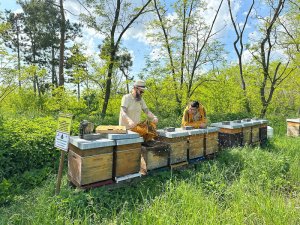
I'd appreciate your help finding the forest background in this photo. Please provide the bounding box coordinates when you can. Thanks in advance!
[0,0,300,216]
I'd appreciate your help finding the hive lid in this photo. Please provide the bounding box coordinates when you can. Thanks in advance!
[259,119,268,124]
[115,137,144,145]
[286,118,300,123]
[157,128,189,138]
[70,136,115,150]
[101,130,140,140]
[206,127,219,133]
[182,128,206,135]
[210,122,242,129]
[241,121,253,127]
[250,119,262,125]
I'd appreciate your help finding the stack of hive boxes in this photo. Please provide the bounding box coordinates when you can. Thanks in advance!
[257,119,268,145]
[102,132,143,181]
[185,128,206,160]
[211,119,268,148]
[286,118,300,137]
[156,127,220,164]
[211,121,243,148]
[68,131,143,187]
[68,137,115,187]
[205,127,219,155]
[140,141,170,174]
[241,119,253,146]
[157,129,189,166]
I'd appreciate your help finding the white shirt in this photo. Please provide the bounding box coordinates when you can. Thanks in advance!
[119,93,148,128]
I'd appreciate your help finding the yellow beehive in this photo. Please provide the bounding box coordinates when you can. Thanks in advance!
[287,119,300,137]
[205,131,219,155]
[188,134,205,159]
[158,136,187,165]
[115,143,142,177]
[68,143,114,186]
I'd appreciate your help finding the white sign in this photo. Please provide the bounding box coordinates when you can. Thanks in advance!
[54,131,70,151]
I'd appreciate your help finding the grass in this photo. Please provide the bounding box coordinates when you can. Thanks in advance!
[0,135,300,224]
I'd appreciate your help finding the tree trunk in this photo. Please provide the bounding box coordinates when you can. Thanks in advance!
[58,0,65,87]
[77,82,80,100]
[16,22,21,88]
[101,49,116,118]
[51,46,57,87]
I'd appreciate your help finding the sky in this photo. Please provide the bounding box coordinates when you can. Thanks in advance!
[0,0,264,78]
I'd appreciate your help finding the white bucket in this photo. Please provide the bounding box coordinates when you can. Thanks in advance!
[267,126,273,139]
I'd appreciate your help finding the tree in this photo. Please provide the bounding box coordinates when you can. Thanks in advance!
[149,0,225,114]
[2,11,24,87]
[81,0,152,118]
[117,51,133,94]
[227,0,254,114]
[249,0,296,117]
[65,44,88,100]
[16,0,82,91]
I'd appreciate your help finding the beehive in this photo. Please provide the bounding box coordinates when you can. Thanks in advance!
[157,129,189,165]
[287,119,300,137]
[205,127,219,155]
[259,119,268,145]
[241,119,253,146]
[185,129,206,160]
[211,121,242,148]
[250,119,261,145]
[140,141,170,174]
[102,131,143,178]
[68,137,115,186]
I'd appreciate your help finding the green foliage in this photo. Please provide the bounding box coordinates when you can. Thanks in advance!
[43,87,87,116]
[0,167,53,206]
[0,116,59,180]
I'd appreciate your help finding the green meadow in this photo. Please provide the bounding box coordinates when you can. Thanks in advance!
[1,131,299,225]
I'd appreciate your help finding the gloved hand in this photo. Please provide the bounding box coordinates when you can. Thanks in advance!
[152,116,158,124]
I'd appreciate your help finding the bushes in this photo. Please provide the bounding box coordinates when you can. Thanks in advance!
[0,116,61,205]
[0,116,59,180]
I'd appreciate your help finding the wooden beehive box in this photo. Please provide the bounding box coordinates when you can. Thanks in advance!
[114,138,143,177]
[259,119,268,144]
[242,126,252,146]
[211,121,242,148]
[68,137,115,187]
[205,127,219,155]
[287,119,300,137]
[140,141,170,174]
[250,120,261,145]
[157,129,189,165]
[241,120,253,146]
[186,129,206,160]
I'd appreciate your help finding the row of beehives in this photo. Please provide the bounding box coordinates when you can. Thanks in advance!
[67,119,269,188]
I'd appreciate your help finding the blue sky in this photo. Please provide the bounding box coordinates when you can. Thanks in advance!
[0,0,264,77]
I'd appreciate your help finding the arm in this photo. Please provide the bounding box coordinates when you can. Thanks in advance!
[184,120,206,128]
[143,108,158,123]
[120,106,135,128]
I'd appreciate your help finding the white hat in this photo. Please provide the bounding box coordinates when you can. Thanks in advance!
[134,80,146,90]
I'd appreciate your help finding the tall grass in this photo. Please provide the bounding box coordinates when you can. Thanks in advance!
[1,135,300,224]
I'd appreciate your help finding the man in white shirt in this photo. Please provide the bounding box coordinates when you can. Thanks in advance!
[119,80,158,129]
